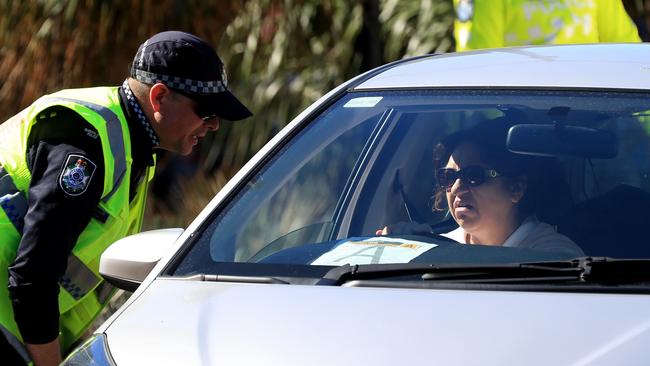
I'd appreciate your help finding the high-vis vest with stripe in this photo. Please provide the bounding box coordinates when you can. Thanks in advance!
[0,86,155,356]
[454,0,641,51]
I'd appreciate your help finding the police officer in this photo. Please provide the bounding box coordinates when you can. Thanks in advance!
[0,31,252,366]
[454,0,641,51]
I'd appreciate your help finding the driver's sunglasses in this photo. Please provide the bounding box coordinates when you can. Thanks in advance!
[436,165,502,190]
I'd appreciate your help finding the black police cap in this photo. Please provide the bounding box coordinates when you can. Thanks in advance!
[130,31,252,121]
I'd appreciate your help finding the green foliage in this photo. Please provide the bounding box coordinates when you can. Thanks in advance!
[198,0,454,182]
[380,0,453,60]
[0,0,455,227]
[199,0,366,175]
[0,0,240,120]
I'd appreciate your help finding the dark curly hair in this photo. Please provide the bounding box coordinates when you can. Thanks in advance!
[432,117,565,222]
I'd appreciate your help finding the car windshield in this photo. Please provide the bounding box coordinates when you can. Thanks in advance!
[172,89,650,278]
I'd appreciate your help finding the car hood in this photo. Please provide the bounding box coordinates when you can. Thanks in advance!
[105,279,650,365]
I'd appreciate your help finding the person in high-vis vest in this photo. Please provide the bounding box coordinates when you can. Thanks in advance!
[454,0,641,51]
[0,31,252,366]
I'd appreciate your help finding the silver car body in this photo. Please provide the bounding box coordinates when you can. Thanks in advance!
[89,44,650,365]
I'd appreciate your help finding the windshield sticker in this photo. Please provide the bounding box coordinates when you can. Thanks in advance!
[311,237,437,266]
[343,97,383,108]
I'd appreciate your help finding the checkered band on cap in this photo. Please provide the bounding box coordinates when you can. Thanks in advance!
[133,69,227,94]
[121,79,160,146]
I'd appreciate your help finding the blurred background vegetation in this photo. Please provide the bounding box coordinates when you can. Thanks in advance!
[0,0,648,230]
[0,0,456,229]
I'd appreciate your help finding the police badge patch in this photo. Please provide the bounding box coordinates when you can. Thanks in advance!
[59,154,97,196]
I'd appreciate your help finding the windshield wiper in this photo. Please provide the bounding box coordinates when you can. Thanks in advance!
[317,263,439,285]
[576,258,650,284]
[182,274,290,284]
[315,258,650,286]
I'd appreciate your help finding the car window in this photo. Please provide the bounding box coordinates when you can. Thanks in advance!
[173,90,650,276]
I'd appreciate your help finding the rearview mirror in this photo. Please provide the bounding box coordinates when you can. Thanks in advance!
[507,124,618,158]
[99,228,183,292]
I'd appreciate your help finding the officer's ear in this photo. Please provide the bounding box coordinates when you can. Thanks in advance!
[149,83,171,115]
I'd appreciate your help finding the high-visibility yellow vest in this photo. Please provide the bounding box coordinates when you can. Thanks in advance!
[454,0,641,51]
[0,87,155,358]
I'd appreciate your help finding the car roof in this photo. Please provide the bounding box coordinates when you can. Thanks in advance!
[354,43,650,91]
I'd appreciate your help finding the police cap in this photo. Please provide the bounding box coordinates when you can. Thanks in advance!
[130,31,252,121]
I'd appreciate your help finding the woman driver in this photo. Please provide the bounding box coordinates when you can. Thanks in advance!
[379,118,584,257]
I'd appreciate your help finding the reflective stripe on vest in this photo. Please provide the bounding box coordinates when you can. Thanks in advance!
[59,255,102,301]
[0,97,128,234]
[0,170,26,234]
[36,97,127,203]
[0,173,107,300]
[0,97,128,301]
[0,324,30,364]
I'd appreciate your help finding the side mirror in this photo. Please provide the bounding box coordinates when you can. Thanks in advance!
[99,228,183,291]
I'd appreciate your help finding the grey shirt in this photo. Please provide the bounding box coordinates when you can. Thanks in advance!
[443,216,585,257]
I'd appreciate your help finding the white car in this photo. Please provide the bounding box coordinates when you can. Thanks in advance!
[64,44,650,365]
